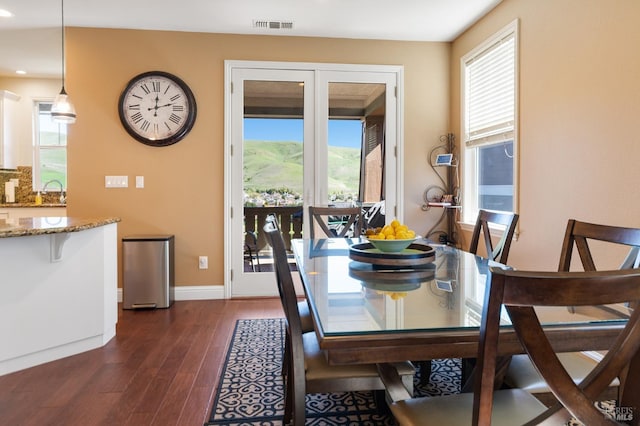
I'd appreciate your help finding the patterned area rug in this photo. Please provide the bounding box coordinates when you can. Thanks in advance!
[205,318,460,425]
[205,318,615,425]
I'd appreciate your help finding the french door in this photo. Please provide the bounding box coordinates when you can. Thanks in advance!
[224,61,403,298]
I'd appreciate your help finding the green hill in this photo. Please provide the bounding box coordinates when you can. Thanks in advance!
[243,140,360,196]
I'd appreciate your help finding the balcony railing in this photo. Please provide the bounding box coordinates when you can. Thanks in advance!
[244,206,303,252]
[244,203,381,255]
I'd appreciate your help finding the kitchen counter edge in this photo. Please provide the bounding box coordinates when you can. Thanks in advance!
[0,203,66,208]
[0,217,121,238]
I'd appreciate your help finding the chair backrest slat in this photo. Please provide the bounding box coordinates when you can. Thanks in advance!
[469,209,519,264]
[558,219,640,272]
[308,206,362,239]
[264,216,303,335]
[501,269,640,307]
[264,215,308,424]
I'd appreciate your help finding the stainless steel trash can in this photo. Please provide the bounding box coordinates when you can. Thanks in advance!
[122,235,175,309]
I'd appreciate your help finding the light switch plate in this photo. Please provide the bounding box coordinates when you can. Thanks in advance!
[135,176,144,188]
[105,176,128,188]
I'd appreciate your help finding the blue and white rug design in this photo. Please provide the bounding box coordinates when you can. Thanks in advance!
[206,318,616,425]
[206,318,460,425]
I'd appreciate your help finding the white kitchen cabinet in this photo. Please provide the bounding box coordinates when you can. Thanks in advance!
[0,220,118,375]
[0,90,20,168]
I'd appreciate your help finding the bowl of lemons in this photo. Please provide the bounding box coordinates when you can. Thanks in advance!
[364,219,418,253]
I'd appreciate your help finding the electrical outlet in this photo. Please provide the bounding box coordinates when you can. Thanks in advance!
[198,256,208,269]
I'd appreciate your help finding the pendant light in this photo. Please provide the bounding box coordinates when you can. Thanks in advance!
[51,0,76,123]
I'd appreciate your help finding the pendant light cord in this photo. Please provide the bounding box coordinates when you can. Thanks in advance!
[51,0,76,123]
[60,0,66,92]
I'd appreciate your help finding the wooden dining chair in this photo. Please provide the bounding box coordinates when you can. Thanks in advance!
[460,209,519,387]
[243,230,261,271]
[379,267,640,425]
[263,218,415,426]
[469,209,519,264]
[308,205,363,239]
[504,219,640,406]
[264,215,314,378]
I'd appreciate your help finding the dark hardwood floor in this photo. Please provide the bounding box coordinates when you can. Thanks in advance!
[0,298,285,426]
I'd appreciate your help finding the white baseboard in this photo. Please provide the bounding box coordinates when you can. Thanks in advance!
[117,285,225,303]
[174,285,226,300]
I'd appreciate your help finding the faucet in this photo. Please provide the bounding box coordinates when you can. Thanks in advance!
[42,179,66,204]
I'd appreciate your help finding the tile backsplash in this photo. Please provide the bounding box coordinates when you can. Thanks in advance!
[1,166,63,204]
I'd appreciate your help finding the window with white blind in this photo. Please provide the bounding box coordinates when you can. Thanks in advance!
[461,20,518,224]
[33,101,67,191]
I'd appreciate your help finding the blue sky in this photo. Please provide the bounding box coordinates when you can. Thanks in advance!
[244,118,362,149]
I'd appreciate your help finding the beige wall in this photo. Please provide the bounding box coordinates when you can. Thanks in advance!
[451,0,640,270]
[65,29,450,288]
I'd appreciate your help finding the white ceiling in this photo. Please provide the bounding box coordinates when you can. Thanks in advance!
[0,0,502,78]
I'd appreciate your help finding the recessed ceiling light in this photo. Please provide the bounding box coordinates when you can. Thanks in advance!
[0,9,13,18]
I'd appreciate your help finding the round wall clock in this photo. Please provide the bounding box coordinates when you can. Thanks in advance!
[118,71,197,147]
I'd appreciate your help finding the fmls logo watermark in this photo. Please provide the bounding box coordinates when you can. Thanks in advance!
[613,407,633,422]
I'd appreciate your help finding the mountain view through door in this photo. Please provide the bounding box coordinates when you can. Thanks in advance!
[243,118,363,208]
[242,81,386,274]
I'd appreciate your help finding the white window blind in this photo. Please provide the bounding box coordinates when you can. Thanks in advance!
[465,33,515,147]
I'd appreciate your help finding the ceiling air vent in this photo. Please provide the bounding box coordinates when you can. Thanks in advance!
[253,20,294,30]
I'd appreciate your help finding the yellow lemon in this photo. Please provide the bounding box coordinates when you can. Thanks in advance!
[372,220,418,240]
[389,292,408,300]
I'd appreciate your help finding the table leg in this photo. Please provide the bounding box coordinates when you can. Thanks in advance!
[460,356,512,393]
[417,360,432,385]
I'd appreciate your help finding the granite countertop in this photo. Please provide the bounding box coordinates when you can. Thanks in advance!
[0,203,67,208]
[0,217,121,238]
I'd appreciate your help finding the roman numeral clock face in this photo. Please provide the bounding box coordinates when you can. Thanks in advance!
[118,71,197,146]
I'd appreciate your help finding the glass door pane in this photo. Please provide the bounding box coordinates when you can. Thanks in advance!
[326,82,386,231]
[243,81,305,274]
[326,119,362,205]
[229,68,313,298]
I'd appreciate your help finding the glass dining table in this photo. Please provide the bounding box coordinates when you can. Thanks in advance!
[291,237,639,422]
